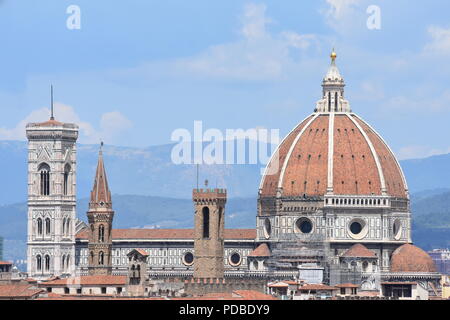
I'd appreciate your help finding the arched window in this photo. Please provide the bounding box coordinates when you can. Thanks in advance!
[335,92,338,111]
[66,255,70,272]
[202,207,209,239]
[328,92,331,112]
[66,218,70,236]
[99,225,105,242]
[45,218,51,235]
[37,218,43,236]
[39,163,50,196]
[218,207,223,237]
[44,255,50,272]
[61,255,66,272]
[36,255,42,271]
[63,164,71,195]
[99,251,104,265]
[62,218,66,235]
[90,251,94,264]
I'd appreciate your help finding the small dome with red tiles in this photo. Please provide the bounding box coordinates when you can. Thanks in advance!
[390,244,436,273]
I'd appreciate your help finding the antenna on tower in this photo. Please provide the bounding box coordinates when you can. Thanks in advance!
[50,85,54,120]
[196,164,199,189]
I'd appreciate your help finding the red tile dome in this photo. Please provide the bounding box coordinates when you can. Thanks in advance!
[390,244,436,273]
[259,52,408,199]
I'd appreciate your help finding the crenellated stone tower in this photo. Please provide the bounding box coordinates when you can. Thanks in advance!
[26,105,79,279]
[193,186,226,279]
[87,143,114,275]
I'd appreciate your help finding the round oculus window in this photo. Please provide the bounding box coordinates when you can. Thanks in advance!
[229,252,241,266]
[295,217,313,234]
[182,252,194,266]
[350,222,362,234]
[348,218,368,240]
[263,218,271,239]
[393,219,402,240]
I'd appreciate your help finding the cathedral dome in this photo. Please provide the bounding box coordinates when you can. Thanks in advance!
[260,52,408,199]
[390,244,436,273]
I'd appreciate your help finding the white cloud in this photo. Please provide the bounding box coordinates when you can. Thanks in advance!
[321,0,366,33]
[424,26,450,55]
[173,3,320,81]
[325,0,361,20]
[240,3,271,40]
[0,103,132,144]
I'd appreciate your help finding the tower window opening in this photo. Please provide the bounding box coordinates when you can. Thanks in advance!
[63,164,71,195]
[36,255,42,271]
[37,218,43,236]
[39,163,50,196]
[44,255,50,272]
[335,92,338,111]
[99,224,105,243]
[99,251,104,265]
[45,218,51,235]
[328,92,331,112]
[202,207,210,238]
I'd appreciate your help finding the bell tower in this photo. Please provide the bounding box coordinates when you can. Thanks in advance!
[87,143,114,275]
[26,90,79,279]
[193,183,226,279]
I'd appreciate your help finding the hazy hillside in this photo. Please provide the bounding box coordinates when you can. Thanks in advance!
[3,139,450,262]
[3,139,450,206]
[0,140,264,205]
[401,153,450,193]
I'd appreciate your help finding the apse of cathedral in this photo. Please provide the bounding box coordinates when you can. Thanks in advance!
[24,51,440,296]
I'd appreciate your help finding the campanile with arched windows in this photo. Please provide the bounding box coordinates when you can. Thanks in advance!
[193,186,226,279]
[26,110,79,279]
[87,144,114,275]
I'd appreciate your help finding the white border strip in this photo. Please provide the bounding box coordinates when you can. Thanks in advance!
[353,114,409,197]
[277,113,320,189]
[347,113,387,195]
[327,113,335,193]
[259,113,315,190]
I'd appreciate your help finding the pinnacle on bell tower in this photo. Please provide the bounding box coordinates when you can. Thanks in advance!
[315,49,351,113]
[87,142,114,275]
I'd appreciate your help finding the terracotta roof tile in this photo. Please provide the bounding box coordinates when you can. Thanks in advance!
[248,243,271,257]
[40,275,126,286]
[390,244,436,273]
[260,113,408,198]
[298,284,337,291]
[233,290,278,300]
[0,284,44,298]
[76,228,256,240]
[341,244,376,258]
[335,283,359,288]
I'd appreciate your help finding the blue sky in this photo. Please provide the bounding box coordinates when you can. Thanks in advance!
[1,0,450,159]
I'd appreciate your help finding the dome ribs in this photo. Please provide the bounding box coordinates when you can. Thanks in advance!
[282,115,329,196]
[333,115,381,195]
[353,115,407,198]
[260,115,313,196]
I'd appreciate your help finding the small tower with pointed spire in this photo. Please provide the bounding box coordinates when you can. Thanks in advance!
[87,142,114,275]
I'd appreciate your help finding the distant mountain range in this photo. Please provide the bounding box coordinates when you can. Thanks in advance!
[2,140,450,206]
[2,139,450,262]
